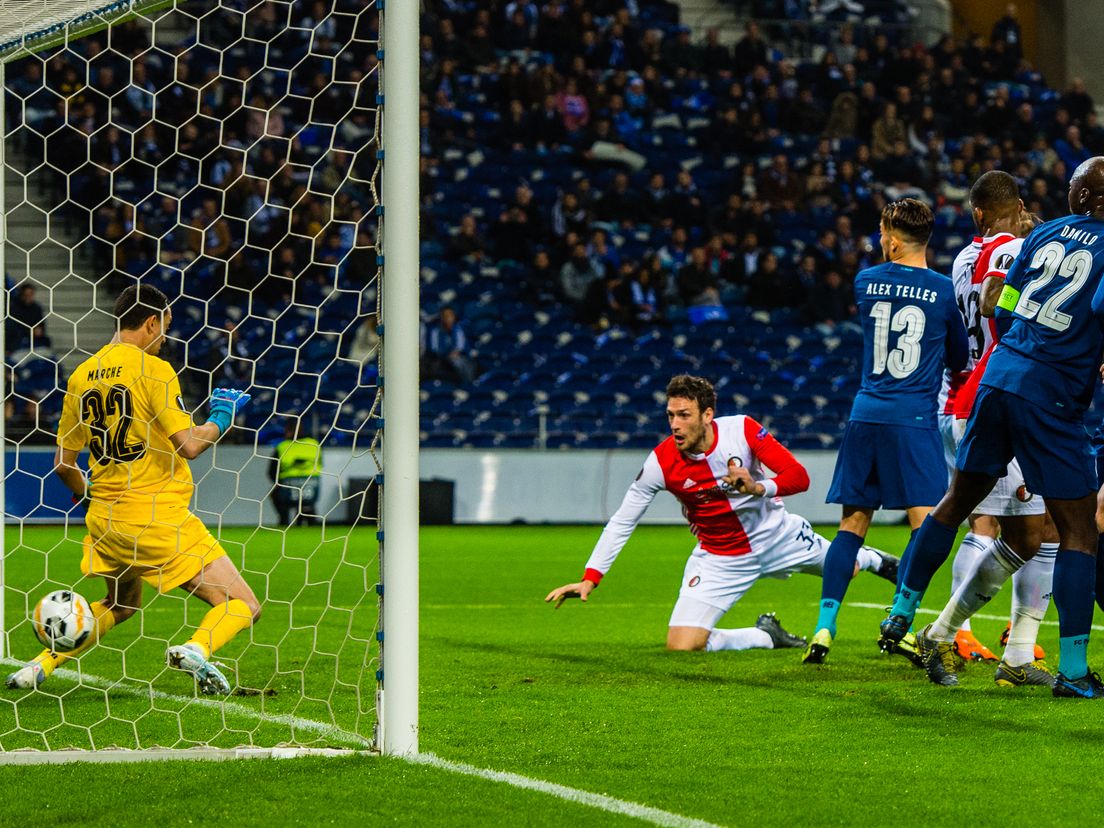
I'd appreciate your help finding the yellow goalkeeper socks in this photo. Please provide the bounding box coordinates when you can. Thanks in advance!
[186,599,253,659]
[34,600,118,678]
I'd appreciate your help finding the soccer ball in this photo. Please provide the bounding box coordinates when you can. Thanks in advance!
[32,590,93,652]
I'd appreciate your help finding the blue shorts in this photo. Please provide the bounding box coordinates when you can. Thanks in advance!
[826,421,947,510]
[956,385,1096,500]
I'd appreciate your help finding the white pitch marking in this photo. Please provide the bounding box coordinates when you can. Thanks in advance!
[0,658,371,748]
[409,752,724,828]
[846,602,1104,632]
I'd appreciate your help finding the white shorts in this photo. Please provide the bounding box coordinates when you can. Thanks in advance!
[938,412,958,473]
[669,513,827,629]
[951,418,1045,517]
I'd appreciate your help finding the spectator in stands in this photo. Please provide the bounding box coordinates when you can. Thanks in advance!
[556,78,590,143]
[627,264,663,330]
[757,154,805,207]
[551,191,590,238]
[1061,77,1095,127]
[658,227,691,271]
[424,305,476,385]
[580,266,630,331]
[560,242,604,305]
[871,102,906,160]
[450,213,488,261]
[733,20,769,76]
[525,248,559,303]
[596,171,644,226]
[670,169,706,228]
[805,268,856,331]
[702,28,732,77]
[662,26,704,77]
[7,283,49,353]
[677,247,723,311]
[1054,125,1091,173]
[990,3,1022,64]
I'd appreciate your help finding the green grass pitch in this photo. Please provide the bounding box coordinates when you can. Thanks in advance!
[0,522,1102,825]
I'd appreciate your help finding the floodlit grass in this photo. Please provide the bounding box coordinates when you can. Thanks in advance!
[0,523,1102,825]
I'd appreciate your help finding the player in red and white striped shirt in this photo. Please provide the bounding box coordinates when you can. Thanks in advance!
[545,375,898,652]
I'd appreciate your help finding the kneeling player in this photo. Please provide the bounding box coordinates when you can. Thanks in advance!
[545,375,898,652]
[6,286,259,695]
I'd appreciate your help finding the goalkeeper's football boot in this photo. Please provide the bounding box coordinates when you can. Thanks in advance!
[868,549,900,584]
[1052,670,1104,699]
[881,630,924,668]
[5,661,47,690]
[953,629,998,662]
[878,612,910,651]
[1000,621,1046,660]
[756,613,807,649]
[167,643,231,695]
[917,624,959,687]
[801,628,832,664]
[994,659,1055,688]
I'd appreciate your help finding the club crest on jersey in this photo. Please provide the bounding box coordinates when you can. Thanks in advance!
[688,575,700,587]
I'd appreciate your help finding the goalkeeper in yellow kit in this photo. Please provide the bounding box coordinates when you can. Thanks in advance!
[6,285,259,695]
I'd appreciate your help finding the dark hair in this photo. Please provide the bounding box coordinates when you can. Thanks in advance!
[665,374,716,414]
[970,170,1020,214]
[114,285,169,331]
[881,198,934,246]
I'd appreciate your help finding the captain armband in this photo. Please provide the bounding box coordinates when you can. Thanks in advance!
[995,284,1021,313]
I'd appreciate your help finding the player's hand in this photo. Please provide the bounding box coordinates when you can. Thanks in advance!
[71,482,91,509]
[207,387,252,434]
[721,459,766,496]
[545,580,595,609]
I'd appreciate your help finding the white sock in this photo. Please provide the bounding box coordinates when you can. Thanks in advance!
[950,532,995,633]
[706,627,773,651]
[930,539,1023,641]
[1005,542,1056,666]
[855,545,883,573]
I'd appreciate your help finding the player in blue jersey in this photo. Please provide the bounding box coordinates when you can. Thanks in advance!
[882,157,1104,698]
[802,199,968,663]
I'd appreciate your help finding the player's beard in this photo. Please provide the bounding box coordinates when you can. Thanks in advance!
[676,420,707,454]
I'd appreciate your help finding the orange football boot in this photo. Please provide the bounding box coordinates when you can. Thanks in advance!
[953,629,998,662]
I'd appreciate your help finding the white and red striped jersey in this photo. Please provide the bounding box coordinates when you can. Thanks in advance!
[953,235,1025,419]
[939,232,1016,415]
[581,416,810,584]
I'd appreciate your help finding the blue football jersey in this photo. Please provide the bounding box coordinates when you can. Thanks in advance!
[849,262,968,427]
[987,214,1104,417]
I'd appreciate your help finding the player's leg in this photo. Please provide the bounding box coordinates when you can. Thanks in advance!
[1044,493,1101,694]
[177,555,262,658]
[668,548,800,652]
[6,574,143,690]
[806,505,873,662]
[884,389,1015,637]
[1002,511,1058,672]
[920,513,1045,685]
[943,415,998,647]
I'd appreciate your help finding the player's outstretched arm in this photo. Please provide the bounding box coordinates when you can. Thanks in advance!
[170,387,252,459]
[545,580,596,609]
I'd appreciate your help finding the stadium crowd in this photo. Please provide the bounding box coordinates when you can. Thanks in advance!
[3,0,1101,449]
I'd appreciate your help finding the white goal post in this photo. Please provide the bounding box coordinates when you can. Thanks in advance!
[0,0,419,760]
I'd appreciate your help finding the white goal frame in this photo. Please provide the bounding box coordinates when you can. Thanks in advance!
[0,0,419,760]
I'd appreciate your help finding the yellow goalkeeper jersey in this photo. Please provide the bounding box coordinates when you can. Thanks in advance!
[56,342,196,522]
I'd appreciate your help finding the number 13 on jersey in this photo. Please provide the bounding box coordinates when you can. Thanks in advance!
[870,301,926,378]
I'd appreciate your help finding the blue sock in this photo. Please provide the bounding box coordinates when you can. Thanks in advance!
[1054,549,1096,680]
[889,517,958,620]
[893,528,919,602]
[815,531,864,637]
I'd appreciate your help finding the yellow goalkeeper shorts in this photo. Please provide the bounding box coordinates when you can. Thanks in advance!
[81,508,228,593]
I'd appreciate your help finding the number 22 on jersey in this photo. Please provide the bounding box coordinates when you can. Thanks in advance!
[1005,240,1093,332]
[870,301,926,378]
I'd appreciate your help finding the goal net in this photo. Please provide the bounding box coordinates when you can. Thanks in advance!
[0,0,419,759]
